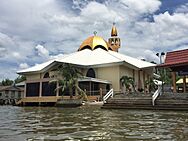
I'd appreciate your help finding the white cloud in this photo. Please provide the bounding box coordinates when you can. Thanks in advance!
[176,3,188,13]
[0,0,188,80]
[19,63,29,69]
[119,0,161,14]
[50,54,64,59]
[12,52,22,60]
[81,2,123,22]
[35,44,49,58]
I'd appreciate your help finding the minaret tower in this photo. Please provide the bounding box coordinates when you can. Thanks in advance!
[108,23,121,52]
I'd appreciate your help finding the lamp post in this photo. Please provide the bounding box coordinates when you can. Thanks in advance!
[156,52,165,94]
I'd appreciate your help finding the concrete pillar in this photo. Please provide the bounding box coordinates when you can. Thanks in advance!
[56,81,59,97]
[143,71,146,94]
[89,82,91,96]
[172,72,177,93]
[132,69,135,79]
[24,82,27,98]
[100,88,103,99]
[183,76,186,93]
[138,70,141,90]
[39,81,42,97]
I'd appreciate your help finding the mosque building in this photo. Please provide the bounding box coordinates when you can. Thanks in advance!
[17,24,155,104]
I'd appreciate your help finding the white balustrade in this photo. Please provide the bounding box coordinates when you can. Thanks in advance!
[152,79,162,106]
[103,89,113,103]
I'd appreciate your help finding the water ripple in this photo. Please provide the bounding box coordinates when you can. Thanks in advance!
[0,106,187,141]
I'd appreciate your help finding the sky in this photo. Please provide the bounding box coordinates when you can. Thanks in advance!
[0,0,188,80]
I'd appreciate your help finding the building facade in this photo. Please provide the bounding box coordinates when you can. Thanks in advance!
[0,85,24,105]
[17,25,155,104]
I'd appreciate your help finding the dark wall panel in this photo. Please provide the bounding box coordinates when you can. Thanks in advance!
[26,82,40,97]
[42,82,56,96]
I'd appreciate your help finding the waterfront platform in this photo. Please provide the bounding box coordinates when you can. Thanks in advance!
[102,93,188,110]
[16,95,101,106]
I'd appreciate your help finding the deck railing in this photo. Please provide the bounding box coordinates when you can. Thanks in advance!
[103,89,113,103]
[152,80,162,106]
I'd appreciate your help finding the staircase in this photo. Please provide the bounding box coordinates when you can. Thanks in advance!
[102,94,153,109]
[102,93,188,110]
[154,93,188,110]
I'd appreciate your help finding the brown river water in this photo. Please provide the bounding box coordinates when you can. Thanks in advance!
[0,106,187,141]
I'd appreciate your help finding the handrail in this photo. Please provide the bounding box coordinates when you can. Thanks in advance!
[152,86,162,106]
[103,88,113,103]
[152,79,162,106]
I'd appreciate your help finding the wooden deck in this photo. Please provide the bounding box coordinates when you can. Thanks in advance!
[16,95,101,106]
[16,96,62,105]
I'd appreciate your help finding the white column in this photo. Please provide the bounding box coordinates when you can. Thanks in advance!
[39,81,42,97]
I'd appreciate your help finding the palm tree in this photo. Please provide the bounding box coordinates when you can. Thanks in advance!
[145,78,156,93]
[52,63,87,100]
[120,76,135,93]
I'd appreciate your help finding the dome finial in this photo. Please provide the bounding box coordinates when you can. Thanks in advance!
[93,31,97,36]
[111,23,117,36]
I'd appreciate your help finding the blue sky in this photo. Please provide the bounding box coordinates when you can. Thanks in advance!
[0,0,188,80]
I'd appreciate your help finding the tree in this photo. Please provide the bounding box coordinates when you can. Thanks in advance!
[14,75,26,84]
[1,79,14,86]
[52,63,87,100]
[120,76,135,93]
[145,78,156,93]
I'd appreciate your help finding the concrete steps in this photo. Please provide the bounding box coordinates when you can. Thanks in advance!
[102,93,188,110]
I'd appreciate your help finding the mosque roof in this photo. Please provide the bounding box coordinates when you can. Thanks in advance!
[17,48,156,74]
[78,35,109,51]
[18,25,155,74]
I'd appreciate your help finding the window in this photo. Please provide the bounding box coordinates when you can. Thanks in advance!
[86,68,96,78]
[11,90,15,98]
[43,72,50,78]
[0,93,2,97]
[18,91,21,98]
[5,90,9,97]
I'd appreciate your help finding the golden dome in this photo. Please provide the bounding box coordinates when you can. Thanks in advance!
[111,25,117,36]
[78,35,109,51]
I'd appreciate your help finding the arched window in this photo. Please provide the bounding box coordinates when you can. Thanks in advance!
[86,68,95,78]
[43,72,49,78]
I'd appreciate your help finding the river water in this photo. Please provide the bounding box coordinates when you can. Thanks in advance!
[0,106,187,141]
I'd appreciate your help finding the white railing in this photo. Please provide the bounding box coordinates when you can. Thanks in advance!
[152,79,162,106]
[103,88,113,103]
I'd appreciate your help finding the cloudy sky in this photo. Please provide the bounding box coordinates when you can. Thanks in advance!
[0,0,188,80]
